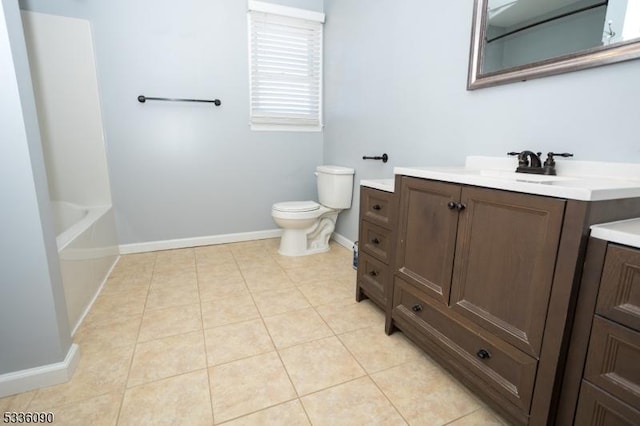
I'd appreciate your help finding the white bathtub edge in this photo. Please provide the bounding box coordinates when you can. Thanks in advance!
[119,229,285,254]
[0,343,80,398]
[70,255,120,337]
[56,204,111,251]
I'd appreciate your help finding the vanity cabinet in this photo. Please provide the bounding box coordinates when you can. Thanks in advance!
[356,186,396,311]
[388,175,640,426]
[559,241,640,425]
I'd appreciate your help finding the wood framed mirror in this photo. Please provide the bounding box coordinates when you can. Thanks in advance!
[468,0,640,90]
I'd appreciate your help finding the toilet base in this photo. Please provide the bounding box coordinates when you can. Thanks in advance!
[276,212,338,257]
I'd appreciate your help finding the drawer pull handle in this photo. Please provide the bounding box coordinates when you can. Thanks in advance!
[447,201,457,210]
[372,238,380,245]
[372,204,382,211]
[369,270,378,277]
[411,304,423,312]
[476,349,491,360]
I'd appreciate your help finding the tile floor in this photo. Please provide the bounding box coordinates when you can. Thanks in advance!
[0,239,509,425]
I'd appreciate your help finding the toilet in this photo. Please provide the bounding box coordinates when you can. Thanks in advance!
[272,165,355,256]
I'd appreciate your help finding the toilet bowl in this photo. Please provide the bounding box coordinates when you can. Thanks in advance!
[272,166,355,257]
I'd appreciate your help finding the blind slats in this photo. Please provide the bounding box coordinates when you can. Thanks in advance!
[249,10,322,130]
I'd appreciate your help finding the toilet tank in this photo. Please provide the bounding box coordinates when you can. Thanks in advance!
[316,165,355,209]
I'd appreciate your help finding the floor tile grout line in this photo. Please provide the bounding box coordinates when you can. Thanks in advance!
[115,250,158,425]
[212,396,303,425]
[195,248,221,425]
[119,367,211,393]
[270,247,361,426]
[333,326,416,424]
[236,256,301,398]
[233,247,318,425]
[441,407,485,425]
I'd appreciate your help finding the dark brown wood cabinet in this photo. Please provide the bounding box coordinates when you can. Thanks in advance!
[356,186,396,312]
[560,241,640,425]
[388,175,640,425]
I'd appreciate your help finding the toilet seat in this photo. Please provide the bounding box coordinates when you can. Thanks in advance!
[272,201,320,213]
[272,201,332,221]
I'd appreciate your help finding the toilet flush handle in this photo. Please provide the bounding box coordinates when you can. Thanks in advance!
[314,172,319,176]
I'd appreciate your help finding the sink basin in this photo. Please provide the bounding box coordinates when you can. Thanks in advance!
[478,169,578,183]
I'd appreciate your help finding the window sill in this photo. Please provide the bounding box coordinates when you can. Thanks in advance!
[250,124,323,132]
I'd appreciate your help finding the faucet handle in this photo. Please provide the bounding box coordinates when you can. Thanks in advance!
[543,152,574,175]
[507,152,527,167]
[544,152,574,166]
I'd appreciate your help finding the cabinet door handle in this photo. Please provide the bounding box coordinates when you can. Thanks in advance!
[456,202,466,211]
[369,270,378,277]
[372,238,380,245]
[411,304,423,312]
[476,349,491,360]
[447,201,457,210]
[372,204,382,211]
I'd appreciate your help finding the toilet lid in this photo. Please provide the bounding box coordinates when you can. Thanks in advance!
[273,201,320,213]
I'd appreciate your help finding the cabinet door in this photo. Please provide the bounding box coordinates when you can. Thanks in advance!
[395,177,461,305]
[575,381,640,426]
[584,317,640,410]
[597,244,640,331]
[450,186,565,357]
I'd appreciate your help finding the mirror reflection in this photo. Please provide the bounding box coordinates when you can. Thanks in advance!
[479,0,640,75]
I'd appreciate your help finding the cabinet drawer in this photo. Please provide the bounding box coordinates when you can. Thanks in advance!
[356,252,388,306]
[392,277,537,413]
[584,316,640,410]
[361,187,394,229]
[596,244,640,332]
[575,381,640,426]
[360,221,392,264]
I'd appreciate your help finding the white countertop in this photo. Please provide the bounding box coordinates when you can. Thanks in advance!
[591,219,640,249]
[360,178,394,193]
[393,156,640,201]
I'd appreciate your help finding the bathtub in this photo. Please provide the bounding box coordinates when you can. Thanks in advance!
[51,201,119,334]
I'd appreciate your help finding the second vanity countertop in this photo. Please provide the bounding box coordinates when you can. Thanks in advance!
[393,156,640,201]
[591,218,640,249]
[360,178,394,193]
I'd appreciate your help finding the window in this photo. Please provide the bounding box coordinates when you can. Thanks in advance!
[248,1,325,131]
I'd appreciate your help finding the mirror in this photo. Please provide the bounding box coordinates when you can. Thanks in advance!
[468,0,640,89]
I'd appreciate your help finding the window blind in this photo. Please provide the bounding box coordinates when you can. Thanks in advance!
[248,10,323,130]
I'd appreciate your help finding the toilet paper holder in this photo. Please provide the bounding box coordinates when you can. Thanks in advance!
[362,153,388,163]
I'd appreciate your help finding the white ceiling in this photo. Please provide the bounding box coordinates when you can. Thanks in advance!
[488,0,590,28]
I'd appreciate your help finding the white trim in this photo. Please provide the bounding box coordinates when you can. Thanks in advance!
[250,123,323,132]
[331,232,355,250]
[248,0,325,23]
[70,255,120,336]
[0,344,80,398]
[119,229,284,254]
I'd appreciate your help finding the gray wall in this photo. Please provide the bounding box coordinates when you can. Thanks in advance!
[19,0,324,246]
[323,0,640,242]
[0,0,71,375]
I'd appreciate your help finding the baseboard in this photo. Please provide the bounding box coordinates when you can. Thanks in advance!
[119,229,284,254]
[0,343,80,398]
[331,232,354,250]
